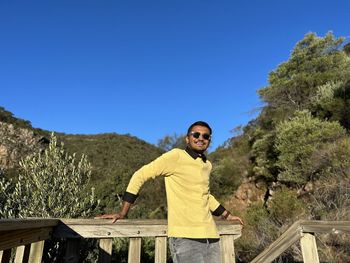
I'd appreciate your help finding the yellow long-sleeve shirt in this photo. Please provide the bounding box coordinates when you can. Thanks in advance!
[123,148,225,238]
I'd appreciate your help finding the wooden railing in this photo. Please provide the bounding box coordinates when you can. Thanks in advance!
[251,220,350,263]
[0,219,242,263]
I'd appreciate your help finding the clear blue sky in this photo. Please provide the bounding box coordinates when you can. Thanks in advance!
[1,1,349,151]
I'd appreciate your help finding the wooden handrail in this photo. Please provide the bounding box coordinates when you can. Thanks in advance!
[0,219,242,263]
[2,219,349,263]
[251,220,350,263]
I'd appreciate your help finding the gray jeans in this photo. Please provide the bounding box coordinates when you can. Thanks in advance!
[169,237,221,263]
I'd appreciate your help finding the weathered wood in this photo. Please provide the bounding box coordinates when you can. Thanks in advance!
[0,227,53,251]
[250,221,302,263]
[54,219,241,239]
[0,249,11,263]
[300,233,320,263]
[14,244,31,263]
[128,237,141,263]
[0,219,59,231]
[300,220,350,234]
[220,235,235,263]
[28,241,45,263]
[98,239,113,263]
[64,239,80,263]
[155,237,167,263]
[55,223,168,238]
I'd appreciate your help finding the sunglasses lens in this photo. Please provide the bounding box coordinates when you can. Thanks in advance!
[203,134,211,140]
[192,132,200,138]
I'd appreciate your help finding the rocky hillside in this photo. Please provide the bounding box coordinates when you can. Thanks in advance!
[0,107,165,216]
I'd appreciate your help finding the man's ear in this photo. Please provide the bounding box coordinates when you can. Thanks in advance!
[185,136,189,144]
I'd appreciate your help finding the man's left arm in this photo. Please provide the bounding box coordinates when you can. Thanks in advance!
[209,194,244,225]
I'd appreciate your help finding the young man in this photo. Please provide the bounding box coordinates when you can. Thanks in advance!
[96,121,243,263]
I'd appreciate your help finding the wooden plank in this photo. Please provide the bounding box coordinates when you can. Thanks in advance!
[220,235,235,263]
[0,219,59,231]
[54,219,242,239]
[155,237,167,263]
[14,245,31,263]
[64,239,80,263]
[300,233,320,263]
[0,249,11,263]
[300,220,350,234]
[54,224,168,238]
[250,221,302,263]
[217,225,242,240]
[0,227,52,251]
[98,239,113,263]
[128,237,141,263]
[28,241,45,263]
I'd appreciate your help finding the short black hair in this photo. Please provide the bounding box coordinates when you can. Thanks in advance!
[187,121,212,135]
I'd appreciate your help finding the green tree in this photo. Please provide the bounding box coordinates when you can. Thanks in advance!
[275,110,346,184]
[258,32,350,128]
[0,133,97,218]
[157,133,186,151]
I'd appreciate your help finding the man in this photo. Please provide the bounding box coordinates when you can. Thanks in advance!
[96,121,243,263]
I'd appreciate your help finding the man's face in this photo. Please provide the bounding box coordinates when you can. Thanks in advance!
[186,125,211,153]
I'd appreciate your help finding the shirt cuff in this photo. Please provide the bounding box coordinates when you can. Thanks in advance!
[212,204,226,216]
[122,191,138,203]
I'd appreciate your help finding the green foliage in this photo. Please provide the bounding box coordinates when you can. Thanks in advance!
[258,32,350,127]
[251,130,278,181]
[275,110,346,184]
[268,188,306,224]
[209,133,251,199]
[157,133,186,151]
[0,133,97,218]
[311,79,350,130]
[57,133,164,215]
[0,106,32,129]
[236,202,279,261]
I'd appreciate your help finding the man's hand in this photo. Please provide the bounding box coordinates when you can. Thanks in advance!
[95,213,126,223]
[95,201,131,223]
[226,214,244,226]
[221,210,244,225]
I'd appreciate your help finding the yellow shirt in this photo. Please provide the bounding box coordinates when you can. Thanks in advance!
[125,148,222,238]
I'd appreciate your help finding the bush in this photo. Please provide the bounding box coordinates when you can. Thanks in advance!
[275,110,345,184]
[0,133,97,218]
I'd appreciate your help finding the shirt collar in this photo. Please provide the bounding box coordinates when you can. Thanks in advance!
[185,146,207,163]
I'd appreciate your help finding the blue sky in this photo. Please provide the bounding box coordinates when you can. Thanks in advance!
[1,1,349,151]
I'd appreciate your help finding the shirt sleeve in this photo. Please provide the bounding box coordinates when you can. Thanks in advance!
[209,194,226,216]
[123,149,180,203]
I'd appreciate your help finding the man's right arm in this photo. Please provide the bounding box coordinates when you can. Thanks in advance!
[95,201,132,223]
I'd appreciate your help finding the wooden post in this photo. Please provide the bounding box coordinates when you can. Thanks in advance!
[300,233,320,263]
[98,239,113,263]
[28,241,45,263]
[128,237,141,263]
[64,239,81,263]
[220,235,235,263]
[0,249,12,263]
[155,237,167,263]
[15,245,31,263]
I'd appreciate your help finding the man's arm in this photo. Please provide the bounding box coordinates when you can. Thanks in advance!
[221,209,244,225]
[209,194,244,225]
[95,150,180,223]
[95,201,132,223]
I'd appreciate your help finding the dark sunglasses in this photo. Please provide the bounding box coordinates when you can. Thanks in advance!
[190,132,211,140]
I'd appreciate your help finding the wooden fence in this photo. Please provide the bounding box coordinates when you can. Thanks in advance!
[0,219,242,263]
[250,220,350,263]
[2,219,348,262]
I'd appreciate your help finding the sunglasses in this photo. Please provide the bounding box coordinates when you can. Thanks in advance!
[190,132,211,140]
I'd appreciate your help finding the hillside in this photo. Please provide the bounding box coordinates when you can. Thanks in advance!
[0,107,165,217]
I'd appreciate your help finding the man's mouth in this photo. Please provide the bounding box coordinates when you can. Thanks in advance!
[195,141,205,146]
